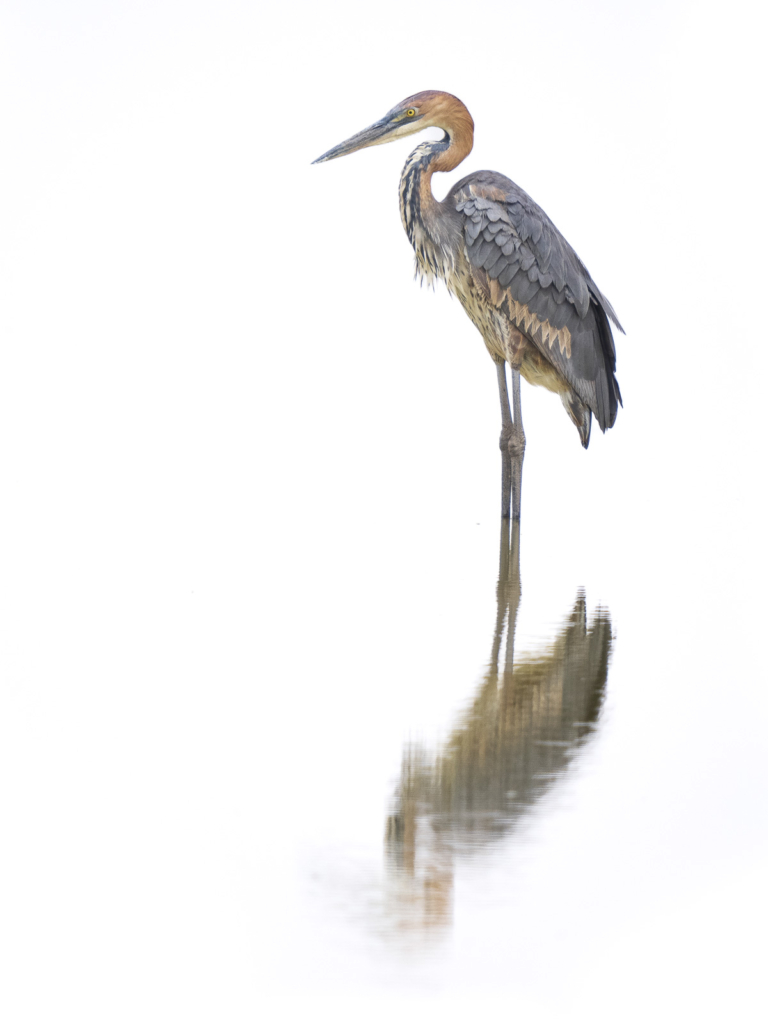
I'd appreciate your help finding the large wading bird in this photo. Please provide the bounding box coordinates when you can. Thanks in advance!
[313,91,623,519]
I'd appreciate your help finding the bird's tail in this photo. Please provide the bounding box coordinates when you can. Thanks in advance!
[593,303,622,431]
[561,391,592,448]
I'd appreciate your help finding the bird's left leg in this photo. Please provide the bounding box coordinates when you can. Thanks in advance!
[509,369,526,457]
[509,369,525,521]
[497,360,526,519]
[496,359,513,519]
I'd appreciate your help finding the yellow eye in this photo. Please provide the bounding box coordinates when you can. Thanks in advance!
[406,109,415,117]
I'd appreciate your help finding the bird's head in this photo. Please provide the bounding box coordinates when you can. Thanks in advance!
[312,90,473,164]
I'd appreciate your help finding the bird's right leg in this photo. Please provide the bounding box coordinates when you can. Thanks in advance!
[509,369,526,457]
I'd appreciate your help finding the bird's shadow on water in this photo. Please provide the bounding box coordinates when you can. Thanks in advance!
[379,516,613,939]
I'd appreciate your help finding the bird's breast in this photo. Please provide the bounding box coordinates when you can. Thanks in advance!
[410,225,453,288]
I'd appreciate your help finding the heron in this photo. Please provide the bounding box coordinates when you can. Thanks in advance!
[313,91,623,519]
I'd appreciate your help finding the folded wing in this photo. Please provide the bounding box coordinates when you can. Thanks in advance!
[454,171,623,432]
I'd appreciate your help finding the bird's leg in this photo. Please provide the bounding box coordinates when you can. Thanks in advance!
[509,369,525,521]
[496,360,513,519]
[510,369,526,455]
[497,362,526,519]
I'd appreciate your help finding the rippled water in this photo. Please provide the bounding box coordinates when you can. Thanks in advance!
[271,497,766,1015]
[382,523,610,933]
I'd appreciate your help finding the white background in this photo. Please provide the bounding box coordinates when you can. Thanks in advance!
[1,1,766,1021]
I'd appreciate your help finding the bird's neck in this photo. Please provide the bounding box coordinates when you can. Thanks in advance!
[399,141,441,248]
[398,126,472,248]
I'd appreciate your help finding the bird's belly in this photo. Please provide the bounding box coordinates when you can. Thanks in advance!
[453,270,568,396]
[518,347,569,395]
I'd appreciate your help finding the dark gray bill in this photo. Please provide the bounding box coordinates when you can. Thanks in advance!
[312,118,393,164]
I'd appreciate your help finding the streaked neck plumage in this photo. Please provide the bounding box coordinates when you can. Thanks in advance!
[398,116,474,286]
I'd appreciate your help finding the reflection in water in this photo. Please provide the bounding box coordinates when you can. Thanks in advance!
[384,519,612,933]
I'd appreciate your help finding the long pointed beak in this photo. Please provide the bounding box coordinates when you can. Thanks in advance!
[312,118,395,164]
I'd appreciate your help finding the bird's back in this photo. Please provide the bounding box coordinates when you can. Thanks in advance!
[448,171,622,436]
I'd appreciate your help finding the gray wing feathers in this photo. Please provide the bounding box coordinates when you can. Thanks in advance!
[455,171,622,432]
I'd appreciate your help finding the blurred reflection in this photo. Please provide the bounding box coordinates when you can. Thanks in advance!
[384,518,612,933]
